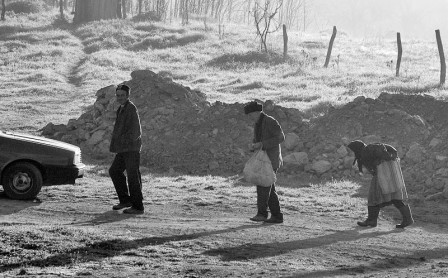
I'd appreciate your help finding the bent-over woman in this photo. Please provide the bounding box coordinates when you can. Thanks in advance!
[348,140,414,228]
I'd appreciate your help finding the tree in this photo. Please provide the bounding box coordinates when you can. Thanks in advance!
[59,0,64,18]
[1,0,5,21]
[252,0,283,52]
[73,0,120,24]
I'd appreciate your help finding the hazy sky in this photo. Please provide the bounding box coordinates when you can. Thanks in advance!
[308,0,448,40]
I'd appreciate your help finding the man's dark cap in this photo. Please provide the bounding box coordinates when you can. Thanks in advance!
[116,84,130,94]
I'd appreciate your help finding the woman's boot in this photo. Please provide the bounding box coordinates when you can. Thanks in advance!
[396,204,414,228]
[357,206,380,227]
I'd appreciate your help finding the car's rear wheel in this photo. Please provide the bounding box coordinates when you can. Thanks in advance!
[2,162,43,200]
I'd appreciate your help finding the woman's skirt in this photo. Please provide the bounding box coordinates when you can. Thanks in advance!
[367,160,408,206]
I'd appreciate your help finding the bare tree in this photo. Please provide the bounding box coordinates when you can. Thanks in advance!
[138,0,143,15]
[122,0,127,19]
[1,0,5,21]
[280,0,303,30]
[252,0,283,52]
[73,0,119,24]
[59,0,64,18]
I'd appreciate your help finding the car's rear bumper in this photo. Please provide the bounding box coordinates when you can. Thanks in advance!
[45,163,85,185]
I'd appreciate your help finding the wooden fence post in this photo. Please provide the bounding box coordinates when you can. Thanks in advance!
[396,32,402,77]
[436,29,446,86]
[324,26,337,68]
[283,24,288,58]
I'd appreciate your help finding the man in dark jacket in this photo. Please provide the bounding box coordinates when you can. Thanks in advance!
[244,101,285,223]
[109,84,144,214]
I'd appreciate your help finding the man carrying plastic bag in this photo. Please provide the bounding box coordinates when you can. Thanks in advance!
[243,101,285,223]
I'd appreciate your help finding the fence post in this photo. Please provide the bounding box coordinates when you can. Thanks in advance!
[283,24,288,58]
[324,26,337,68]
[436,29,446,86]
[396,32,402,77]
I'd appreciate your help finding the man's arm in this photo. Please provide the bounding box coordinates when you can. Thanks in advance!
[262,117,285,150]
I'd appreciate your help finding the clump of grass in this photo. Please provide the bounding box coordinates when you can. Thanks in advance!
[6,0,46,14]
[207,51,288,69]
[129,33,206,51]
[134,22,186,34]
[381,83,440,94]
[299,41,326,49]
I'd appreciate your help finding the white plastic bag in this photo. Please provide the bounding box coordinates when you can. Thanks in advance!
[243,150,276,187]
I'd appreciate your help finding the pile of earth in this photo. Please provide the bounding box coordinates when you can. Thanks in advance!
[42,70,448,201]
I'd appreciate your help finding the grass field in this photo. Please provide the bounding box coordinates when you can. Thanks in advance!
[1,11,447,133]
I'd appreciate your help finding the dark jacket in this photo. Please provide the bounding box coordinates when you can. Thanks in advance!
[109,100,142,153]
[358,143,397,175]
[254,112,285,170]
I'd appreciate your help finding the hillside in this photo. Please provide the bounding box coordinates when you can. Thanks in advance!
[1,9,448,278]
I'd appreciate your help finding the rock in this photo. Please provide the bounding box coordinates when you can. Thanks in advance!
[353,96,366,103]
[209,160,219,170]
[336,145,348,157]
[283,152,309,166]
[436,168,448,177]
[284,133,300,150]
[343,156,354,169]
[429,138,442,148]
[311,160,332,174]
[87,129,107,146]
[425,192,445,201]
[436,155,448,161]
[405,143,426,163]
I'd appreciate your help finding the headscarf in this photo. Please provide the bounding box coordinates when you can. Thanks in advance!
[244,101,263,114]
[347,140,367,172]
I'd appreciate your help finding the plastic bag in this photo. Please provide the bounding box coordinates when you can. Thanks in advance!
[243,150,276,187]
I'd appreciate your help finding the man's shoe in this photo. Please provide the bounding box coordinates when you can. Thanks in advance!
[123,207,144,214]
[250,214,268,222]
[112,202,132,210]
[264,216,283,224]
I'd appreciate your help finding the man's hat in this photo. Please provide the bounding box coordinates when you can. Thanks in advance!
[116,84,130,94]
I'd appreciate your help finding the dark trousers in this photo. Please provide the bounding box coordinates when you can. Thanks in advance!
[256,184,282,218]
[109,151,143,210]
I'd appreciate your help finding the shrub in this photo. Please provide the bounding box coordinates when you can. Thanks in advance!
[132,11,162,22]
[6,0,46,14]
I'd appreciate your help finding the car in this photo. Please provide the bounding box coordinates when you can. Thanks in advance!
[0,130,85,200]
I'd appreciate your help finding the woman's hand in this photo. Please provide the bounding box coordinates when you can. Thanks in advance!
[249,142,263,152]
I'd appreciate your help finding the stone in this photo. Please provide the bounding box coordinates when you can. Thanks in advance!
[87,129,107,146]
[209,160,219,170]
[436,168,448,177]
[429,138,442,148]
[311,160,332,174]
[283,152,309,166]
[425,192,445,201]
[436,155,448,161]
[284,133,300,150]
[405,143,426,163]
[336,145,348,157]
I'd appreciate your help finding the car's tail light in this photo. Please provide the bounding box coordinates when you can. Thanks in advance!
[74,149,82,164]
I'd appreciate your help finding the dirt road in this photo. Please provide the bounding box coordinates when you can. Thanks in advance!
[1,169,448,278]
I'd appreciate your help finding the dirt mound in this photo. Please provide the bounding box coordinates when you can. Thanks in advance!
[300,93,448,200]
[42,70,448,201]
